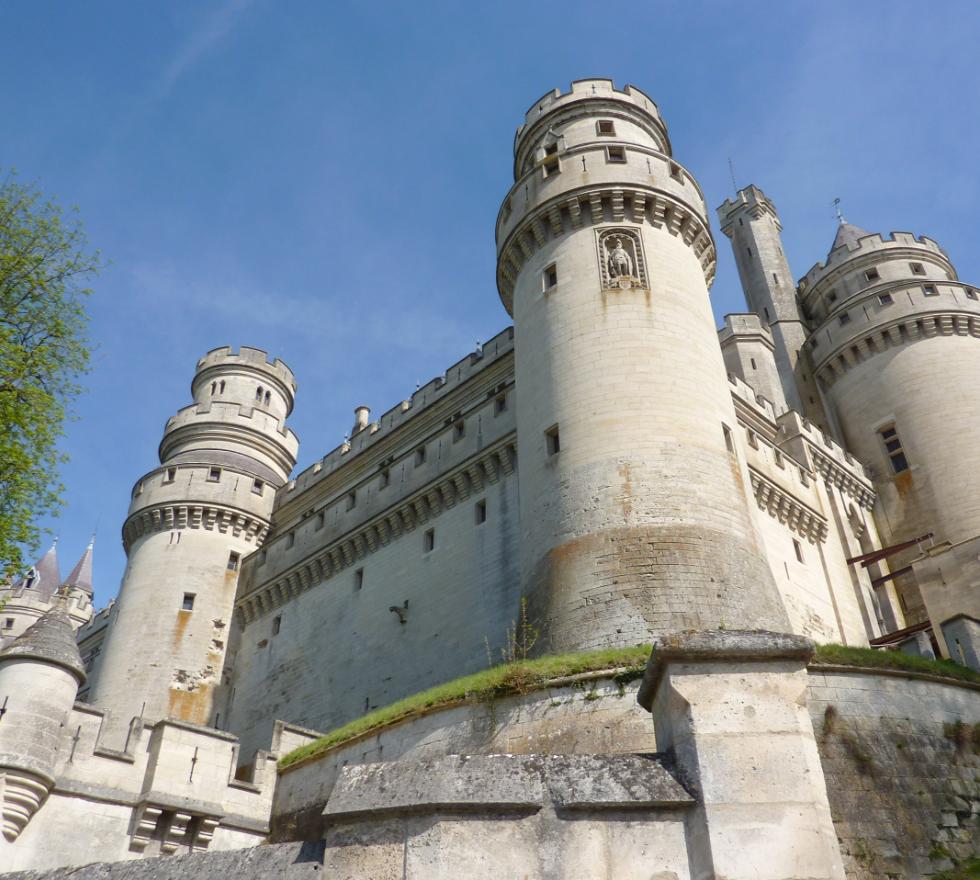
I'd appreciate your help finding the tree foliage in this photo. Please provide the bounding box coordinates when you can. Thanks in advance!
[0,172,98,579]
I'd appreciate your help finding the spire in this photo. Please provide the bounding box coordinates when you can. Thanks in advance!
[0,606,86,684]
[830,220,872,256]
[13,542,61,600]
[63,537,94,596]
[829,197,871,255]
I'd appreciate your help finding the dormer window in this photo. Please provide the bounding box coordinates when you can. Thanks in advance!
[596,120,616,136]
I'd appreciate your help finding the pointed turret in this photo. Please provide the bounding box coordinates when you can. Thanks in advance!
[62,539,94,597]
[829,220,872,255]
[0,607,84,841]
[0,606,86,684]
[12,543,61,601]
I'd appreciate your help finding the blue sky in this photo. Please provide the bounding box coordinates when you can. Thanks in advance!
[4,2,979,607]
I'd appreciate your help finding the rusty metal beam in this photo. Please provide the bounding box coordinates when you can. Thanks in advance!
[846,533,933,568]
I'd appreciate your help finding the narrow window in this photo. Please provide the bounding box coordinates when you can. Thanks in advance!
[839,313,851,326]
[354,568,364,590]
[4,618,13,629]
[211,381,216,394]
[227,551,240,572]
[596,119,615,136]
[827,290,837,304]
[772,272,779,286]
[264,391,271,406]
[135,482,143,496]
[774,450,784,468]
[286,532,295,549]
[545,424,560,457]
[453,419,465,442]
[879,425,909,474]
[208,467,221,482]
[475,500,487,525]
[346,491,356,511]
[864,267,880,282]
[256,386,264,402]
[878,293,894,305]
[542,142,560,178]
[219,380,225,393]
[273,615,281,636]
[967,288,979,301]
[164,467,177,483]
[182,593,195,611]
[315,511,325,529]
[415,446,426,466]
[723,424,735,454]
[763,306,771,322]
[909,262,925,276]
[543,263,558,291]
[605,145,626,163]
[423,528,435,552]
[793,539,804,563]
[747,246,753,259]
[379,468,390,489]
[494,393,507,415]
[669,161,682,180]
[259,549,267,565]
[923,284,938,296]
[252,478,264,495]
[750,358,757,370]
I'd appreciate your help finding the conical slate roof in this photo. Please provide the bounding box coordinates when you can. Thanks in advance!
[830,221,872,255]
[0,607,86,684]
[13,543,61,601]
[63,540,94,596]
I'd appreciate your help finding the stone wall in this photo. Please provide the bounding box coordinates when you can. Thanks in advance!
[808,666,980,878]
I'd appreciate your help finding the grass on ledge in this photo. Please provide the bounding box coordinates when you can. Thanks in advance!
[814,643,980,684]
[278,644,652,770]
[278,640,979,770]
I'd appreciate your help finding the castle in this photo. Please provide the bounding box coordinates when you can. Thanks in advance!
[1,79,977,879]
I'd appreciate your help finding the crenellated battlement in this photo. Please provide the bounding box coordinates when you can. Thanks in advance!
[717,184,781,233]
[284,326,514,499]
[799,231,951,292]
[195,346,296,392]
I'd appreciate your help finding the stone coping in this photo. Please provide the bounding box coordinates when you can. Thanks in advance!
[637,630,815,710]
[810,662,980,692]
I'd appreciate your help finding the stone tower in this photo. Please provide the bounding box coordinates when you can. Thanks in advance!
[88,347,298,733]
[717,185,826,426]
[0,608,85,841]
[495,79,789,652]
[799,223,980,631]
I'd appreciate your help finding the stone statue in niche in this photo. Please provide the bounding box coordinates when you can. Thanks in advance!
[607,237,634,279]
[597,228,647,290]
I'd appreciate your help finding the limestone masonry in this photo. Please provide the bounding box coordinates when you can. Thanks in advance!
[1,79,978,879]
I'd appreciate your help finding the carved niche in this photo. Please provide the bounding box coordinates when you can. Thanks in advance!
[596,227,648,291]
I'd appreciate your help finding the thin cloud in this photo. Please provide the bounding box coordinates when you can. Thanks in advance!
[155,0,256,98]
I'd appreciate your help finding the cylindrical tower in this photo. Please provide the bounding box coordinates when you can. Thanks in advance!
[88,347,298,732]
[0,608,85,841]
[801,225,980,624]
[496,80,789,651]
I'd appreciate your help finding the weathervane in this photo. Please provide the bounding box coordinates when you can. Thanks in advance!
[833,197,846,225]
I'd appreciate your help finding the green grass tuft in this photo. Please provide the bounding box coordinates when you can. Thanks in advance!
[814,643,980,684]
[277,641,978,771]
[933,857,980,879]
[278,644,651,770]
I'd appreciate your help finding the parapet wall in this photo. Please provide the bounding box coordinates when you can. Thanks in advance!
[0,706,311,872]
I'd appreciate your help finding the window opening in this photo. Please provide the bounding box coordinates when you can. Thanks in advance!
[596,120,615,136]
[354,568,363,590]
[207,467,221,482]
[545,424,561,457]
[923,284,938,296]
[346,491,356,511]
[879,425,909,474]
[606,145,626,163]
[494,393,507,415]
[864,268,880,282]
[543,263,558,291]
[182,593,196,611]
[475,500,487,524]
[423,529,435,553]
[252,478,264,495]
[910,262,926,276]
[793,539,804,563]
[227,552,240,572]
[415,446,426,466]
